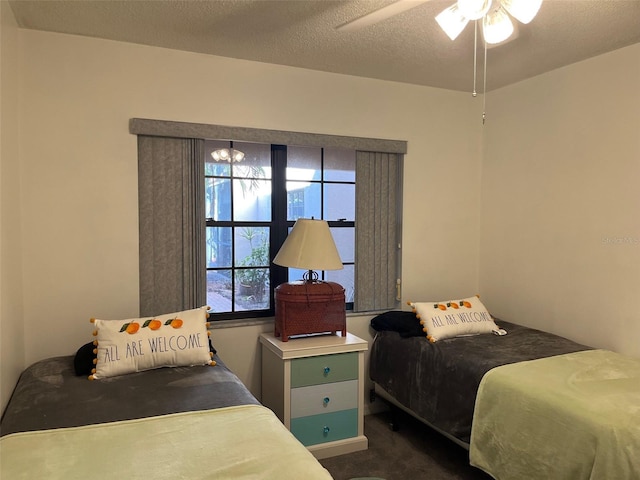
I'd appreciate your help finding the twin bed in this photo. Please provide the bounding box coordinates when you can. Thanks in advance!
[370,309,640,479]
[1,348,332,479]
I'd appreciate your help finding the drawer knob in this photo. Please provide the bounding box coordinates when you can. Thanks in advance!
[323,366,331,376]
[323,426,330,435]
[323,397,330,406]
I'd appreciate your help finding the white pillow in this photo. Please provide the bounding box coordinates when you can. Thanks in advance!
[89,306,213,379]
[409,295,499,342]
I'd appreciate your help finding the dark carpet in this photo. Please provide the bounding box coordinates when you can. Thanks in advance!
[319,409,492,480]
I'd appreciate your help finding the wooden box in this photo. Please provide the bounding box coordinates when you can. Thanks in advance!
[274,281,346,342]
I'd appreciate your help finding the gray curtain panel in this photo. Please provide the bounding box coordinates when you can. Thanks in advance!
[138,136,206,317]
[354,151,402,312]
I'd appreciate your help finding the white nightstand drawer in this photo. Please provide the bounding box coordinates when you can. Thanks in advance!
[291,352,358,388]
[291,380,358,418]
[291,409,358,447]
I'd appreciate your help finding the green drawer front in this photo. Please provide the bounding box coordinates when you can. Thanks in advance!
[291,352,358,388]
[290,409,358,446]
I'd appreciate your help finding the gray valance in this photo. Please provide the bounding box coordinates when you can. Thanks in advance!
[130,118,407,154]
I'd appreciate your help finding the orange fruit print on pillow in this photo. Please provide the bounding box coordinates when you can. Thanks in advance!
[142,319,162,330]
[119,322,140,334]
[165,318,183,329]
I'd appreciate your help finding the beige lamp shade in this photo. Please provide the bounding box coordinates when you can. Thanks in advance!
[273,218,344,271]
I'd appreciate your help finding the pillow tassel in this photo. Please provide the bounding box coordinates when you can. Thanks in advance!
[407,300,419,316]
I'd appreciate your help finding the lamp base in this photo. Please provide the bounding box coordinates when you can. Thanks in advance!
[274,281,346,342]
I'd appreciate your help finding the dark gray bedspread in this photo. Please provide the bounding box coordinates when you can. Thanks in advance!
[0,355,259,437]
[369,320,591,444]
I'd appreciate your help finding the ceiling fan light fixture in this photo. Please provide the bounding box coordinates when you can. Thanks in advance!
[500,0,542,24]
[436,4,470,41]
[457,0,493,21]
[483,6,514,44]
[211,148,245,163]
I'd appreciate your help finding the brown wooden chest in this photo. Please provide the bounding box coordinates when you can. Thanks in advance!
[274,281,346,342]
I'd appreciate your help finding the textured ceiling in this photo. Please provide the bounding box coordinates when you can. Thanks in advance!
[8,0,640,92]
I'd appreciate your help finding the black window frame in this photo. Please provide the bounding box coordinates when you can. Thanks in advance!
[206,144,355,321]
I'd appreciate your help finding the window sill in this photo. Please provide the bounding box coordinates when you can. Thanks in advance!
[209,317,275,329]
[208,310,385,330]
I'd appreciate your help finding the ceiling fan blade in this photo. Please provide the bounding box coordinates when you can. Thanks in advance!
[336,0,432,32]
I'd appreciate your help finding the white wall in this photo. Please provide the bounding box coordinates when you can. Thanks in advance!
[480,44,640,358]
[12,29,481,400]
[1,0,25,413]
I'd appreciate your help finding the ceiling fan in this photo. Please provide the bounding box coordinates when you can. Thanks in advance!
[337,0,543,46]
[337,0,544,123]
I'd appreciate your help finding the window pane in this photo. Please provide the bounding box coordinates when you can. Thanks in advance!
[235,269,270,310]
[205,140,232,177]
[234,226,270,311]
[205,178,231,221]
[287,146,321,181]
[206,227,232,268]
[330,227,354,263]
[233,179,271,222]
[326,265,355,303]
[207,269,232,313]
[287,189,305,221]
[234,227,269,267]
[232,143,272,179]
[324,183,355,221]
[286,181,320,220]
[324,147,355,182]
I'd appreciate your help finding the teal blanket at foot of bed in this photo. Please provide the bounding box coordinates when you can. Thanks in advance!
[470,349,640,480]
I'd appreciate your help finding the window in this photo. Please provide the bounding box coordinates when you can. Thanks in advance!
[204,141,356,320]
[132,118,405,319]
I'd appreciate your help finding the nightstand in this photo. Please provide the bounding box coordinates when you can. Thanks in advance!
[260,332,368,459]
